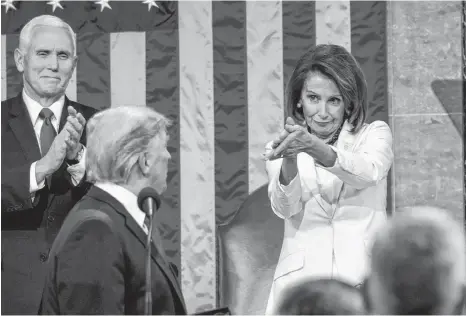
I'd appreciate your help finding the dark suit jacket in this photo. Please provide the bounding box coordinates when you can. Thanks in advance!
[1,93,97,315]
[40,185,188,315]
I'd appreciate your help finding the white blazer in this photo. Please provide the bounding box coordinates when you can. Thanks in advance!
[264,120,394,314]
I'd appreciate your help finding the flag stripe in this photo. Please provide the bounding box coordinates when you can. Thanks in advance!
[315,1,351,52]
[246,0,284,194]
[110,32,146,107]
[213,1,249,225]
[350,1,388,123]
[350,1,391,214]
[281,1,316,116]
[145,8,181,272]
[76,32,110,110]
[178,1,216,312]
[6,34,20,99]
[2,35,7,101]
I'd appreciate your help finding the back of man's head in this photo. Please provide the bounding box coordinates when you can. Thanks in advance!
[274,277,366,315]
[85,106,171,185]
[367,206,466,315]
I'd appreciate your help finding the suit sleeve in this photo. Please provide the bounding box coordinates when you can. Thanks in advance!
[55,219,125,314]
[2,162,37,212]
[265,141,303,219]
[320,120,394,189]
[58,104,97,195]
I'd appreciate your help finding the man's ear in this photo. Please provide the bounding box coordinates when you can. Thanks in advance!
[137,152,150,177]
[71,55,78,73]
[14,48,25,73]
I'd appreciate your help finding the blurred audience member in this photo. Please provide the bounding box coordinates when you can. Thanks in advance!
[364,206,466,315]
[274,277,366,315]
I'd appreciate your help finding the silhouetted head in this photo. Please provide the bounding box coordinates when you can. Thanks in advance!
[366,206,466,315]
[274,277,366,315]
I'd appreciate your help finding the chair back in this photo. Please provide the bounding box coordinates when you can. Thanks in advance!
[216,184,284,314]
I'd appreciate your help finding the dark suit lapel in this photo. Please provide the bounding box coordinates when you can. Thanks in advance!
[87,186,186,308]
[128,215,186,309]
[58,97,70,133]
[8,93,41,162]
[149,235,186,311]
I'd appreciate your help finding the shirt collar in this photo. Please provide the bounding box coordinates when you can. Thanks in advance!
[94,182,146,231]
[22,89,65,126]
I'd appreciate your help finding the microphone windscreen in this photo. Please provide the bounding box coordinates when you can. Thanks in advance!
[137,187,162,211]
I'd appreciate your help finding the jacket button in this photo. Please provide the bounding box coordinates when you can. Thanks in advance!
[40,252,48,262]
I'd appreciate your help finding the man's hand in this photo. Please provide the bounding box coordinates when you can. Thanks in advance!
[35,126,70,182]
[65,106,86,160]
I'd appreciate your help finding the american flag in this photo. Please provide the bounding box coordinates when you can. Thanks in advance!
[3,0,412,312]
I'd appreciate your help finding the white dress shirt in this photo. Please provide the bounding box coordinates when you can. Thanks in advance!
[23,90,86,201]
[94,182,148,234]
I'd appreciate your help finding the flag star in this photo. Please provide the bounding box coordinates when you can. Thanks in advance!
[95,0,111,12]
[142,0,158,12]
[47,0,63,12]
[1,0,16,13]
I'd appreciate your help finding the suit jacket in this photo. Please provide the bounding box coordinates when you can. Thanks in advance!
[39,185,188,315]
[264,120,394,314]
[1,93,97,315]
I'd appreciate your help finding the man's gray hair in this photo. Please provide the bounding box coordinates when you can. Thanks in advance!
[19,15,77,56]
[85,106,171,185]
[370,206,465,314]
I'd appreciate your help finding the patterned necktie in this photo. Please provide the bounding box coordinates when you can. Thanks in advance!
[39,108,56,156]
[143,214,151,234]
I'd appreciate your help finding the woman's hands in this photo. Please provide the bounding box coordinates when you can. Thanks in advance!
[264,117,315,161]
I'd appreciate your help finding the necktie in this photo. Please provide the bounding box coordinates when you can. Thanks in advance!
[39,108,56,156]
[143,215,151,234]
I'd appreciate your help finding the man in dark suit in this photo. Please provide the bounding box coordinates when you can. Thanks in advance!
[40,106,187,314]
[1,15,97,314]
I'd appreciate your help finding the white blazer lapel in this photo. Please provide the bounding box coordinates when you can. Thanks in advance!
[324,121,361,213]
[316,121,360,217]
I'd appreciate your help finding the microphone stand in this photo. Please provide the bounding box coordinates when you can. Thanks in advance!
[144,212,153,315]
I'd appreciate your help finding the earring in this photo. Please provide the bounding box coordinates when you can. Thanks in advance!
[297,102,302,108]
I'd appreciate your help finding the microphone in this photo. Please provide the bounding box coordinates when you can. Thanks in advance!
[138,187,161,217]
[137,187,162,316]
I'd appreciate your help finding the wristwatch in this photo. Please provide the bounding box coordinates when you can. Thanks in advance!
[66,145,84,165]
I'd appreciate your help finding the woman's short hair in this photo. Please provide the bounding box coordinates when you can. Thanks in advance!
[285,44,367,133]
[19,15,77,56]
[85,106,172,185]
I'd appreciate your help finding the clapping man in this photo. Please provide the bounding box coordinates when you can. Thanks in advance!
[1,15,97,314]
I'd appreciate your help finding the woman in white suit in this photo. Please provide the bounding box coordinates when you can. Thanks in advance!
[263,44,393,314]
